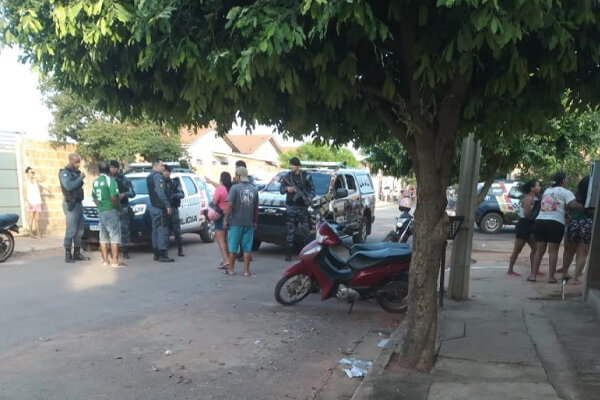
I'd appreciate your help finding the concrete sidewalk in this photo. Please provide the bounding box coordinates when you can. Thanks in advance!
[12,232,64,256]
[351,267,600,400]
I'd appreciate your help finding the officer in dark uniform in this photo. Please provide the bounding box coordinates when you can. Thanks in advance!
[109,160,135,259]
[59,153,89,263]
[163,165,185,257]
[147,159,174,262]
[280,157,316,261]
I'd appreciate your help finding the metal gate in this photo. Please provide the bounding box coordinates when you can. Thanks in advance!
[0,132,23,223]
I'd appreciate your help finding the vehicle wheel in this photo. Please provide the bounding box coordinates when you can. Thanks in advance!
[200,221,216,243]
[0,230,15,263]
[352,216,369,244]
[383,231,399,243]
[275,273,313,306]
[251,239,261,251]
[480,212,503,234]
[375,276,408,313]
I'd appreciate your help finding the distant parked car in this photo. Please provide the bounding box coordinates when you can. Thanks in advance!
[82,167,215,249]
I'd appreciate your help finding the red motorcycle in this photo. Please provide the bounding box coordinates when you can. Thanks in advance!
[274,220,411,313]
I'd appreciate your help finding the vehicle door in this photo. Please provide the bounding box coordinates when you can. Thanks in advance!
[179,175,202,232]
[343,173,361,226]
[193,176,211,226]
[355,172,376,220]
[329,174,349,225]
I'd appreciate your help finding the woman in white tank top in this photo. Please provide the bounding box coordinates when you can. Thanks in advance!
[24,167,44,238]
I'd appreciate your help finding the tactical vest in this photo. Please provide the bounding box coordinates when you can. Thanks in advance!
[59,166,84,203]
[147,172,165,209]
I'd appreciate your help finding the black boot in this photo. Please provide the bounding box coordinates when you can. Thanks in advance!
[285,247,292,262]
[153,248,159,261]
[177,241,184,257]
[122,247,130,260]
[73,247,89,261]
[65,248,75,263]
[158,250,174,263]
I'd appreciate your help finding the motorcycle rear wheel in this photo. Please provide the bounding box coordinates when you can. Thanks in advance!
[275,273,313,306]
[0,230,15,263]
[375,277,408,313]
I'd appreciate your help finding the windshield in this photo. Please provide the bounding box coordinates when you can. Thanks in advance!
[130,177,149,195]
[263,172,331,196]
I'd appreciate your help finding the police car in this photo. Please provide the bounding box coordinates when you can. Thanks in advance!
[82,165,215,248]
[474,180,522,234]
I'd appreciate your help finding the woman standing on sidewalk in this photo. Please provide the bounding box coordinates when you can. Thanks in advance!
[528,171,582,283]
[559,176,593,284]
[507,179,541,277]
[24,167,45,239]
[209,172,232,269]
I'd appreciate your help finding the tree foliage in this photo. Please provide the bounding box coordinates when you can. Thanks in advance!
[4,0,600,371]
[279,143,358,167]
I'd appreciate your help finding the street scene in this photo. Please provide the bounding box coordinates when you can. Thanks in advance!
[2,2,600,400]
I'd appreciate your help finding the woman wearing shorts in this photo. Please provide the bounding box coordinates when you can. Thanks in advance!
[24,167,44,238]
[529,171,582,283]
[559,176,593,284]
[507,179,541,276]
[210,172,232,269]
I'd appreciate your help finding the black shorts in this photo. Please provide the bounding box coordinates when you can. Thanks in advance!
[515,218,535,240]
[534,220,565,244]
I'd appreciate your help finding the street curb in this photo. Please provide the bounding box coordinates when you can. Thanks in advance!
[350,318,407,400]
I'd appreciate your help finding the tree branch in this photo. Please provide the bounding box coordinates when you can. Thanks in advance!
[367,95,417,159]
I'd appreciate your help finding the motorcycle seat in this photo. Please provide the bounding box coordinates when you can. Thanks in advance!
[0,214,19,228]
[347,247,412,270]
[349,242,410,255]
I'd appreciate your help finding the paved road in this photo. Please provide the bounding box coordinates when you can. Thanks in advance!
[0,205,403,400]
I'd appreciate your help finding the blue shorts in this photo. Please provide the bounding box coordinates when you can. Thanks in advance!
[228,226,254,253]
[214,218,224,231]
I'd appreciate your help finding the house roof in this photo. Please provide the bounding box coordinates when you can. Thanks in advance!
[224,134,282,155]
[179,125,215,145]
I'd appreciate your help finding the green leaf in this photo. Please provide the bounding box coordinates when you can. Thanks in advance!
[113,3,132,23]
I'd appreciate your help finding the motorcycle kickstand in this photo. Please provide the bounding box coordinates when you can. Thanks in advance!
[348,301,355,314]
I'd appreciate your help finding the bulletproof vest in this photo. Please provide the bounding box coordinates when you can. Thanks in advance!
[116,174,130,206]
[147,171,165,209]
[166,179,182,208]
[59,166,84,203]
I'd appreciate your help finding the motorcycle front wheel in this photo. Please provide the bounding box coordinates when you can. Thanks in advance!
[0,230,15,263]
[383,231,400,243]
[375,277,408,313]
[275,273,313,306]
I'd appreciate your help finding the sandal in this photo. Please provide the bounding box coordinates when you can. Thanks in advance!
[526,277,537,282]
[111,262,126,268]
[243,272,252,277]
[218,263,230,270]
[223,270,235,276]
[507,271,521,277]
[548,278,558,284]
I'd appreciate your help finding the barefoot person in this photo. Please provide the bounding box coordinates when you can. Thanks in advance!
[223,167,258,277]
[24,167,45,238]
[211,172,232,269]
[560,176,593,284]
[507,179,541,276]
[529,171,582,283]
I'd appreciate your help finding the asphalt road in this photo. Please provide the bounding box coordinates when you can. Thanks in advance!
[0,204,405,400]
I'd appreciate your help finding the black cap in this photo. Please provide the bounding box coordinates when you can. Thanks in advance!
[290,157,301,166]
[164,164,172,172]
[109,160,120,168]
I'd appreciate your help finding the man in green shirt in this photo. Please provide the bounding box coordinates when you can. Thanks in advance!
[92,161,124,267]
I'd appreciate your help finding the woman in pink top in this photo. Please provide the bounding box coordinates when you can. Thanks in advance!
[211,172,232,269]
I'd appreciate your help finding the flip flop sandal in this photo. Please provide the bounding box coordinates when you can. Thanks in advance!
[223,270,235,276]
[243,272,252,277]
[218,264,230,270]
[548,278,558,284]
[526,277,537,282]
[111,262,127,268]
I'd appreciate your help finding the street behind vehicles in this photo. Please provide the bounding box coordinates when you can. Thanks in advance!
[255,164,376,250]
[82,167,215,249]
[274,220,410,313]
[0,214,19,262]
[383,205,413,243]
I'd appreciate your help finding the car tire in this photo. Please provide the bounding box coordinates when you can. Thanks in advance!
[480,212,503,234]
[252,239,261,251]
[352,216,369,244]
[200,221,216,243]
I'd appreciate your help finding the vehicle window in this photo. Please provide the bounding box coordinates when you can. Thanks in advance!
[263,172,331,195]
[355,173,374,194]
[194,177,209,200]
[263,172,285,192]
[508,186,522,199]
[129,177,149,195]
[490,186,505,197]
[182,176,198,195]
[334,175,346,190]
[345,175,357,192]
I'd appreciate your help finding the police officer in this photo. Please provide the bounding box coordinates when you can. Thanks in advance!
[147,159,174,262]
[109,160,135,259]
[59,153,89,263]
[280,157,316,261]
[163,165,185,257]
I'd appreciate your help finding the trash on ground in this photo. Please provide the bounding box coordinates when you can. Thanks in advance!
[113,356,124,360]
[254,340,261,345]
[38,337,51,342]
[339,358,373,378]
[377,339,390,348]
[164,350,173,356]
[152,366,159,372]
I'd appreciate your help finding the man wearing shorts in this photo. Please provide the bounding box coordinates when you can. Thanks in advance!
[92,161,124,268]
[223,166,258,277]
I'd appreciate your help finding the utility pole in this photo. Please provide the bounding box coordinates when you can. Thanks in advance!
[584,162,600,311]
[448,134,482,300]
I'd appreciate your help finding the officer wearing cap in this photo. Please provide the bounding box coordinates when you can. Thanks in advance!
[147,159,174,262]
[109,160,135,259]
[163,165,185,257]
[280,157,316,261]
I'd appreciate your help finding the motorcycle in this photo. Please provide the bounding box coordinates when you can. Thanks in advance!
[0,214,20,263]
[383,205,413,243]
[274,220,411,313]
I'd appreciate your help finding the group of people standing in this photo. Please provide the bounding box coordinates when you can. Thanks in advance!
[508,171,593,285]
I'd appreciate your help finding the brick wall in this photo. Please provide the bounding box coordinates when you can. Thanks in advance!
[19,138,97,234]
